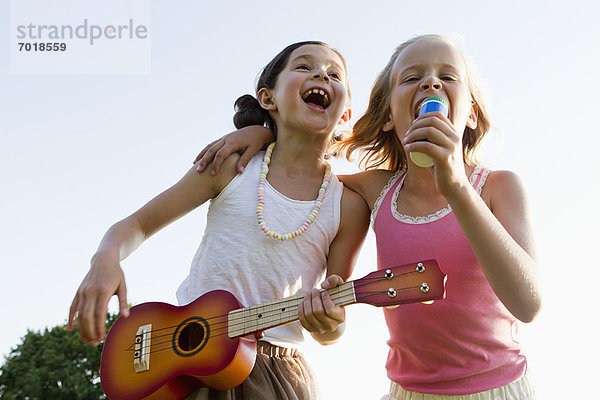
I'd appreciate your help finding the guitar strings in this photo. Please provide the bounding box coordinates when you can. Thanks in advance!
[131,284,427,356]
[126,269,429,354]
[126,270,432,353]
[128,279,425,354]
[135,289,401,357]
[127,274,376,348]
[126,267,422,345]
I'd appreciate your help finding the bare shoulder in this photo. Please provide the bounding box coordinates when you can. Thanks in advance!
[483,170,530,213]
[484,170,526,196]
[340,184,369,213]
[339,169,398,210]
[486,169,524,187]
[338,185,370,235]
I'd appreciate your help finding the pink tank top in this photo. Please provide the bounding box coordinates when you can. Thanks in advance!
[372,167,526,395]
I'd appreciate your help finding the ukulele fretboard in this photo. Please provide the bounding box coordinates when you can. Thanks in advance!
[227,281,355,338]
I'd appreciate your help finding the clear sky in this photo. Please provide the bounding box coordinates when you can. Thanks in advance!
[1,1,599,399]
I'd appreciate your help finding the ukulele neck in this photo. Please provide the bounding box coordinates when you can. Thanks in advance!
[227,281,355,338]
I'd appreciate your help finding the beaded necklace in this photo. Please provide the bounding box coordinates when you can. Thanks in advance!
[256,142,331,241]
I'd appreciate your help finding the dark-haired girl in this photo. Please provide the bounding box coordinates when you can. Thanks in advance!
[68,41,369,400]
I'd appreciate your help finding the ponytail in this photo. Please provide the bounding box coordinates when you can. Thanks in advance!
[232,94,273,130]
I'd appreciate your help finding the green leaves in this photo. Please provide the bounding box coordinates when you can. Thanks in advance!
[0,313,119,400]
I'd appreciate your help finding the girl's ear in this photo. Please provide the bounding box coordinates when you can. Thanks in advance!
[467,102,478,129]
[257,88,277,111]
[382,112,395,132]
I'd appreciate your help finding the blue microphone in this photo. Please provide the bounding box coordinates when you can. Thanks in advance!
[410,96,448,168]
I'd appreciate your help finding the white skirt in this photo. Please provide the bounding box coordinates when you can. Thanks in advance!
[382,375,535,400]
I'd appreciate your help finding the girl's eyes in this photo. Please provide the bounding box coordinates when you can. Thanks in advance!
[401,76,419,84]
[294,64,343,81]
[400,75,458,84]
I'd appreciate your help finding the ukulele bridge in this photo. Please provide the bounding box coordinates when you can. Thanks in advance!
[133,324,152,373]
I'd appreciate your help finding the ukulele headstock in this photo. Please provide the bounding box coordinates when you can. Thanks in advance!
[353,260,446,307]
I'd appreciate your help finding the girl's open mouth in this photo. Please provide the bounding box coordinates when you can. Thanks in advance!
[302,88,331,111]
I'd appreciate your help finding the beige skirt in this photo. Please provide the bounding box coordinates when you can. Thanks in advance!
[383,374,535,400]
[184,341,319,400]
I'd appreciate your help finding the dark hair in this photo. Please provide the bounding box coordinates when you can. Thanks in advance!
[233,94,268,129]
[233,41,349,134]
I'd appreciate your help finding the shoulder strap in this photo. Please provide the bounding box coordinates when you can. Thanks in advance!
[370,170,407,227]
[469,166,490,195]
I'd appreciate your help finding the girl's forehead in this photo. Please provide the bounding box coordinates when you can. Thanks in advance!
[392,39,466,74]
[288,45,346,72]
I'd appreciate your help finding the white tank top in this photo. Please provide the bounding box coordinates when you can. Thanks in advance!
[176,152,344,347]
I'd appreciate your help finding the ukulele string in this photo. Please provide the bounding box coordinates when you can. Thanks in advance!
[131,283,428,355]
[127,269,429,352]
[129,267,422,341]
[129,281,359,350]
[138,284,429,356]
[136,291,358,355]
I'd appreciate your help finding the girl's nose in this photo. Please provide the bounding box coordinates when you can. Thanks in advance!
[420,76,442,91]
[312,68,329,83]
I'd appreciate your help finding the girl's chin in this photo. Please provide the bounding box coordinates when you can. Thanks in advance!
[301,118,336,133]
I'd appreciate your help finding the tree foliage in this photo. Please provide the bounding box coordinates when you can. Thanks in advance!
[0,313,119,400]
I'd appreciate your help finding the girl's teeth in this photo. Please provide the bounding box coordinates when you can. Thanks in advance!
[301,88,330,108]
[303,88,327,98]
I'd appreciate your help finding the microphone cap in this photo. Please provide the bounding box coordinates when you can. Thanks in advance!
[417,96,448,117]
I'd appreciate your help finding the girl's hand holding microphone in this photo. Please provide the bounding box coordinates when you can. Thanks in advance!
[404,97,472,198]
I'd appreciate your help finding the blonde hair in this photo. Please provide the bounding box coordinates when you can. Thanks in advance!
[338,34,491,171]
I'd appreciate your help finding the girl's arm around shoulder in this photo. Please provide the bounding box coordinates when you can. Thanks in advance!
[449,169,542,323]
[299,186,370,345]
[338,169,396,210]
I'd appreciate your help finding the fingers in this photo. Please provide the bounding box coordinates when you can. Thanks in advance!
[194,138,220,164]
[299,289,345,334]
[195,138,226,173]
[236,143,263,174]
[77,285,120,346]
[67,294,80,331]
[210,145,235,176]
[93,293,112,346]
[71,267,127,346]
[321,274,344,289]
[78,288,98,345]
[117,282,130,318]
[404,114,454,144]
[403,114,461,164]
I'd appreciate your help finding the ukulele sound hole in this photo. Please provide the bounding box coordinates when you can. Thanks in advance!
[172,316,210,357]
[178,322,205,351]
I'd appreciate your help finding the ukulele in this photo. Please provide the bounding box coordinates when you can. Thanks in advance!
[100,259,446,400]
